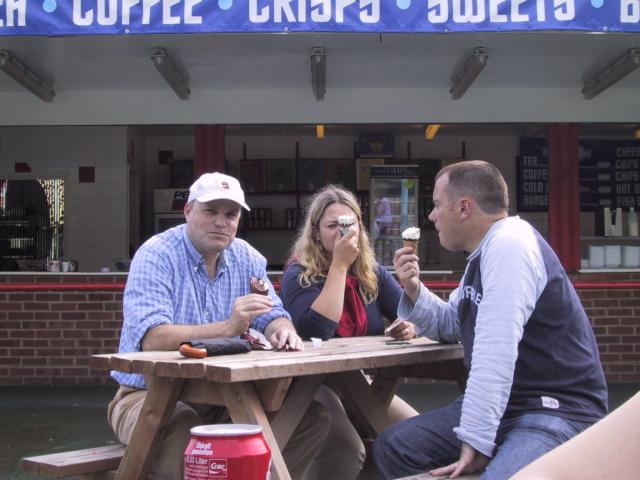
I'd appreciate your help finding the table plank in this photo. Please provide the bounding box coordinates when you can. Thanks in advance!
[204,343,464,383]
[93,337,462,380]
[180,379,225,406]
[255,378,293,412]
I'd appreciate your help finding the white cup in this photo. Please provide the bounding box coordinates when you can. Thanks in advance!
[604,245,622,268]
[588,246,605,269]
[100,267,110,273]
[47,260,61,272]
[622,246,640,268]
[310,337,322,348]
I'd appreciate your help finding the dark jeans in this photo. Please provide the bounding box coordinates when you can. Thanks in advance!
[372,396,592,480]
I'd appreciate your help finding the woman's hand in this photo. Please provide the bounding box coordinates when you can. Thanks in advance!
[330,228,359,271]
[385,318,417,340]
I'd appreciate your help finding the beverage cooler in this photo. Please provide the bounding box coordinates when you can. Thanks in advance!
[369,165,419,268]
[154,189,189,233]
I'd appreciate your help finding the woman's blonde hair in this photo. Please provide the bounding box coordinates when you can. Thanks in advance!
[289,185,379,303]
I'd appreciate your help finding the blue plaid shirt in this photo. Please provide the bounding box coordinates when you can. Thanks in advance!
[111,224,290,389]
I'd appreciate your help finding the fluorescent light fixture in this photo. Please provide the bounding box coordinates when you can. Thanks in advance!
[310,47,326,101]
[150,47,190,100]
[582,48,640,100]
[0,50,55,102]
[450,47,489,100]
[316,124,325,139]
[425,124,440,140]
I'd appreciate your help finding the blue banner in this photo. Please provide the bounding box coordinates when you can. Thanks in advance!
[1,0,639,36]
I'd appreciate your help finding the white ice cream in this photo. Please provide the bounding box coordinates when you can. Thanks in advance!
[402,226,421,240]
[338,215,355,227]
[338,215,355,236]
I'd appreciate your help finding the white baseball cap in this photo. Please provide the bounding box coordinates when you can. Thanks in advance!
[187,172,250,211]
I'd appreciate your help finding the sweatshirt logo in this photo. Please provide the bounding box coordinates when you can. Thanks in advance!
[541,396,560,409]
[462,286,482,306]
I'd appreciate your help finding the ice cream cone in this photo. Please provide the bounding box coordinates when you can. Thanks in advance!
[338,215,355,236]
[401,226,421,253]
[403,239,419,253]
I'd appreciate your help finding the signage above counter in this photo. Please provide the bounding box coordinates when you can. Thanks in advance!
[517,138,640,212]
[2,0,639,36]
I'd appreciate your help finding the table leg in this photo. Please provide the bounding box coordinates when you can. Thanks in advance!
[221,382,291,480]
[115,377,185,480]
[332,370,396,436]
[370,375,401,408]
[270,374,325,448]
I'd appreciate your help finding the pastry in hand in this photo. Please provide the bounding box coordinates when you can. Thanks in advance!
[250,277,269,295]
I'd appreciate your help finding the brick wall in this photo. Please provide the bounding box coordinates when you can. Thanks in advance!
[1,272,639,385]
[0,275,124,385]
[572,272,640,383]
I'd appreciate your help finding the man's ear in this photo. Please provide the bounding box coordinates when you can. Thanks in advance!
[459,198,472,219]
[184,201,192,218]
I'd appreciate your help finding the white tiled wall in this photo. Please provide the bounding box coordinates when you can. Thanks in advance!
[0,126,129,272]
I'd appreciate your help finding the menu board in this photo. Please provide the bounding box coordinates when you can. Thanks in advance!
[579,141,640,210]
[516,139,549,211]
[517,139,640,212]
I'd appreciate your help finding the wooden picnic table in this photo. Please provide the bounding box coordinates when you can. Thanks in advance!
[91,336,465,480]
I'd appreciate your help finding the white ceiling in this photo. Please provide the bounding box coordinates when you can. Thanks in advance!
[0,31,639,125]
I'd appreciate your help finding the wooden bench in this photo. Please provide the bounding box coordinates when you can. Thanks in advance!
[22,444,124,478]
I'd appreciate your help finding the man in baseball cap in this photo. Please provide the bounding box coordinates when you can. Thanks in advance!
[187,172,250,210]
[109,172,329,479]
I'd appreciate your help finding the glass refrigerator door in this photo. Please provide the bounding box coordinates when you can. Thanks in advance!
[370,177,419,267]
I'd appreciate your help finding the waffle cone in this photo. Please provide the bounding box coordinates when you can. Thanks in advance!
[403,239,419,252]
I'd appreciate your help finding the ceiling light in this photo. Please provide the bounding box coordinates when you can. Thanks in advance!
[310,47,326,101]
[450,47,489,100]
[582,48,640,99]
[0,50,55,102]
[316,124,325,139]
[425,124,440,140]
[150,47,190,100]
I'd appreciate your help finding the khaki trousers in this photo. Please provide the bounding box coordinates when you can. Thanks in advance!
[108,385,331,480]
[305,385,417,480]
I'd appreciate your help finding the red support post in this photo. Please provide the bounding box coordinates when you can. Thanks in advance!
[194,125,226,177]
[547,124,580,272]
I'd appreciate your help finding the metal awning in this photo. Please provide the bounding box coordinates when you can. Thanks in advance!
[0,31,638,125]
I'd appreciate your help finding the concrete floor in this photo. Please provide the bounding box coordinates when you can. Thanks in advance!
[2,382,638,480]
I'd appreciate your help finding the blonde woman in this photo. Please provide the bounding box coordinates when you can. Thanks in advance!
[280,185,418,480]
[282,184,415,340]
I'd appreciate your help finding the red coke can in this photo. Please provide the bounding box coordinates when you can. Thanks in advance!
[184,424,271,480]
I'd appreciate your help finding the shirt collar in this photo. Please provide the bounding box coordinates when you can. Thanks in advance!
[181,225,229,277]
